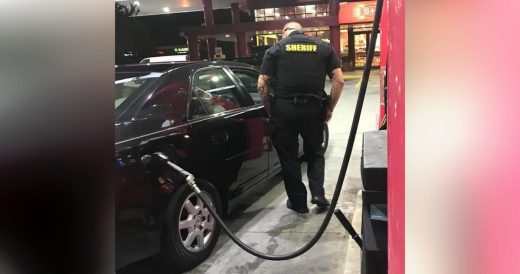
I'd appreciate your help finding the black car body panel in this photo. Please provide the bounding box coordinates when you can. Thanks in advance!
[115,61,311,269]
[115,61,269,268]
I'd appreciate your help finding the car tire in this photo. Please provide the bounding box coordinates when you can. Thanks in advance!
[157,179,222,272]
[322,123,329,153]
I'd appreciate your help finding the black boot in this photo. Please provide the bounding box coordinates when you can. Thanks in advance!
[286,199,309,214]
[311,195,330,207]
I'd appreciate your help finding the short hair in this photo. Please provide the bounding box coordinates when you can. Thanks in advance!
[282,22,303,32]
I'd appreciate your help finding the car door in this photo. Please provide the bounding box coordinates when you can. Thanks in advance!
[227,66,281,174]
[187,66,269,200]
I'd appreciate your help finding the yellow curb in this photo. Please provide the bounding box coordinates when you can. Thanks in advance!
[343,190,363,274]
[343,75,362,80]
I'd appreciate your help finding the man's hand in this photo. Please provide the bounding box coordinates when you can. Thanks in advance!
[257,74,272,116]
[325,110,333,123]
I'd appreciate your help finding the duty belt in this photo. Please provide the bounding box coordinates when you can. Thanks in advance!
[276,96,321,105]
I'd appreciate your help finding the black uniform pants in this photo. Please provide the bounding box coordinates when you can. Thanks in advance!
[271,98,325,209]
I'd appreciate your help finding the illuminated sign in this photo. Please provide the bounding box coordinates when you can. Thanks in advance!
[339,1,376,24]
[156,46,189,56]
[354,5,376,20]
[174,47,189,53]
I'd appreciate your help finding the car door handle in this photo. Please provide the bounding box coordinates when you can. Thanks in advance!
[211,132,229,144]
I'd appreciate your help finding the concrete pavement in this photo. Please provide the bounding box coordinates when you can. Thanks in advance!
[187,70,381,274]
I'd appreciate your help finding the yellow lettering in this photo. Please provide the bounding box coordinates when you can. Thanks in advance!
[285,44,318,52]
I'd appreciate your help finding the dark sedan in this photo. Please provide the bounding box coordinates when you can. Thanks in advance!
[115,61,329,272]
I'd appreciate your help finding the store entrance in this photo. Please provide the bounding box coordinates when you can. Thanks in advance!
[354,31,381,69]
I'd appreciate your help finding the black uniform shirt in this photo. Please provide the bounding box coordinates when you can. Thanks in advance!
[260,30,341,99]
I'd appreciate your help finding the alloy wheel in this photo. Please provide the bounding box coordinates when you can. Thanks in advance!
[178,192,216,252]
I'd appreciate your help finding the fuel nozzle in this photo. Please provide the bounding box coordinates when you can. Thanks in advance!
[184,174,201,194]
[152,152,201,194]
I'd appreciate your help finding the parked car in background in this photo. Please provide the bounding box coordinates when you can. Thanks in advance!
[234,45,270,67]
[115,61,329,272]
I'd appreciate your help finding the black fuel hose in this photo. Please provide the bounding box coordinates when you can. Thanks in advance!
[157,0,383,260]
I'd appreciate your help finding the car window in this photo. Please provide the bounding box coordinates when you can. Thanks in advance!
[230,69,261,105]
[191,68,242,117]
[133,72,190,129]
[115,73,161,109]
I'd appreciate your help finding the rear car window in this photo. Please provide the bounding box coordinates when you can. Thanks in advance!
[230,69,261,104]
[115,73,161,109]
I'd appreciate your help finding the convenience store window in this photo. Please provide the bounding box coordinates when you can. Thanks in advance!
[254,9,264,17]
[340,24,381,69]
[316,4,328,13]
[256,28,329,46]
[254,4,328,21]
[353,28,381,68]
